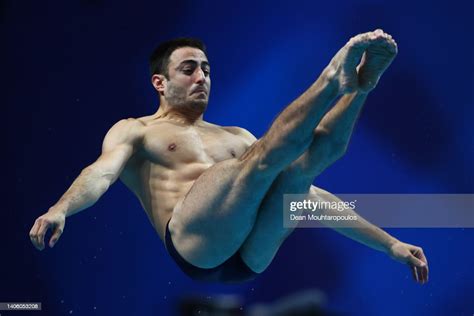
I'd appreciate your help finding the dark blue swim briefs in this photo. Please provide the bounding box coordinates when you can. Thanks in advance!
[165,220,259,283]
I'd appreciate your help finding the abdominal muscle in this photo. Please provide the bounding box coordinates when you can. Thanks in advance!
[121,159,215,242]
[117,117,249,242]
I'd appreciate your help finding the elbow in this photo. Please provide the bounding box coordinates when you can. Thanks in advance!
[83,180,110,205]
[81,165,113,194]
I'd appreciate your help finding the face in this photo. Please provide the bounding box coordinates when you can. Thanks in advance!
[161,47,211,113]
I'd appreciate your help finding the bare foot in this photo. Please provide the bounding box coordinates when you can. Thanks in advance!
[326,29,397,94]
[326,31,373,94]
[357,29,398,92]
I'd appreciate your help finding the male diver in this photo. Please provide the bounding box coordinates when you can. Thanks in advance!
[30,29,429,284]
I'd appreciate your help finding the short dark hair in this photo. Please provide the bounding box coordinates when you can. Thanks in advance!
[149,38,207,78]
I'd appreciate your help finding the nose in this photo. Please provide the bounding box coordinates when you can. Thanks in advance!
[194,69,206,84]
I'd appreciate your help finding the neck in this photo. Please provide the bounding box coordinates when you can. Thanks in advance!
[154,104,204,124]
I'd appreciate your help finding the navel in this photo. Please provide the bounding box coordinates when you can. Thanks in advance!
[168,143,177,151]
[230,149,236,158]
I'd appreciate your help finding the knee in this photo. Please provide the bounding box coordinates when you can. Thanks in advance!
[330,142,347,162]
[237,140,279,179]
[240,253,270,274]
[168,217,214,268]
[311,139,348,171]
[319,132,348,164]
[313,127,348,159]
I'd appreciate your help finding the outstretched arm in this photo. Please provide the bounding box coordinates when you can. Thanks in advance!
[309,185,429,284]
[29,118,144,251]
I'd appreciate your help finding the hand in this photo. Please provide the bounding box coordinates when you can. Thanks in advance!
[388,241,429,284]
[29,210,66,251]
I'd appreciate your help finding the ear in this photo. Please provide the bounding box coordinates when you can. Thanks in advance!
[151,74,166,94]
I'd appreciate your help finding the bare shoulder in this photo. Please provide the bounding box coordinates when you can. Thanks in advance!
[108,118,146,136]
[221,126,258,144]
[102,118,146,151]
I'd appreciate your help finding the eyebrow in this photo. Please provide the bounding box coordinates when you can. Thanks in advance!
[176,60,210,69]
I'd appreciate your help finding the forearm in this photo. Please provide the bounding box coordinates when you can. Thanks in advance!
[49,165,112,217]
[329,209,399,253]
[310,185,399,253]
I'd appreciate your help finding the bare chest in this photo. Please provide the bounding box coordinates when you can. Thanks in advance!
[142,124,248,166]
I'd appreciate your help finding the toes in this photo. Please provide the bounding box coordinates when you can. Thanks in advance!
[368,30,398,53]
[350,30,395,45]
[347,30,397,56]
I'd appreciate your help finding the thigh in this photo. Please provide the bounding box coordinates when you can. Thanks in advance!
[238,168,314,273]
[168,156,278,270]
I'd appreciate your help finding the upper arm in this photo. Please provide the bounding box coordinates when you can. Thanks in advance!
[92,118,145,183]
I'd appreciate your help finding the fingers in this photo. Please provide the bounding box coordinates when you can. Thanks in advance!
[414,264,429,285]
[29,219,42,250]
[414,248,429,284]
[416,247,428,265]
[37,220,51,250]
[49,225,64,248]
[407,252,426,268]
[29,217,51,251]
[390,242,429,285]
[30,218,43,250]
[408,247,429,285]
[421,264,429,284]
[410,265,419,283]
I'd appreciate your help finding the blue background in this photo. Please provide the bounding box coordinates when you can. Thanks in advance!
[2,0,473,315]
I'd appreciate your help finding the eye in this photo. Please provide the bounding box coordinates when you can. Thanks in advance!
[182,68,193,75]
[203,69,210,76]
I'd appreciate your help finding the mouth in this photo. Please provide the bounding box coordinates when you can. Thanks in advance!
[192,88,207,95]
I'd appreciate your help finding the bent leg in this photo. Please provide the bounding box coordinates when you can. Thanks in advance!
[238,167,314,273]
[238,32,398,273]
[239,162,342,273]
[168,31,383,271]
[237,129,340,273]
[169,79,339,271]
